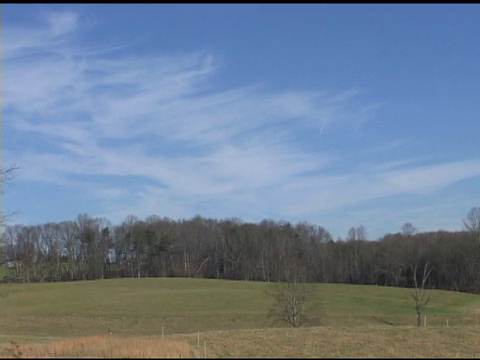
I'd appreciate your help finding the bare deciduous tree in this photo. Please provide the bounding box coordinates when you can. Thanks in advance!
[267,256,313,328]
[411,262,432,327]
[401,222,417,236]
[0,165,18,189]
[268,279,308,328]
[464,207,480,246]
[0,165,19,227]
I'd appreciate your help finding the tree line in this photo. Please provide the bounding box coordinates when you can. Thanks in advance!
[1,208,479,294]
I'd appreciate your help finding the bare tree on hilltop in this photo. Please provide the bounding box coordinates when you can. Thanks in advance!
[402,222,417,236]
[464,207,480,246]
[0,165,19,228]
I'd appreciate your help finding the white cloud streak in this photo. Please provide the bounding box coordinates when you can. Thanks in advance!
[4,11,480,228]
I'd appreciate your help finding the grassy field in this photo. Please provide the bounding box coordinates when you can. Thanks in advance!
[1,278,479,357]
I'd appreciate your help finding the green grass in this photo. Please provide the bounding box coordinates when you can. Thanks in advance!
[0,278,273,340]
[1,278,479,344]
[312,283,479,325]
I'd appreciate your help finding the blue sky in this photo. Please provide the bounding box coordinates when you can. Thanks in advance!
[3,4,480,240]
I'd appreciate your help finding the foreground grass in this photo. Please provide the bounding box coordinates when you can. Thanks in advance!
[1,278,479,357]
[2,335,196,358]
[3,326,480,358]
[185,325,480,358]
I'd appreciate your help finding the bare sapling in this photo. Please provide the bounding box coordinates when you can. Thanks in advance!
[411,262,432,327]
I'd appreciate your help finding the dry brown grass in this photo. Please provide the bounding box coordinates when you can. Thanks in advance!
[173,325,480,358]
[2,325,480,358]
[1,335,198,358]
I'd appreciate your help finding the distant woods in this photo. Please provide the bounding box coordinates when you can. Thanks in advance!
[1,210,480,294]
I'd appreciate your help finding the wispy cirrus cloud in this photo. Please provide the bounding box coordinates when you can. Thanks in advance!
[4,10,480,232]
[4,11,80,60]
